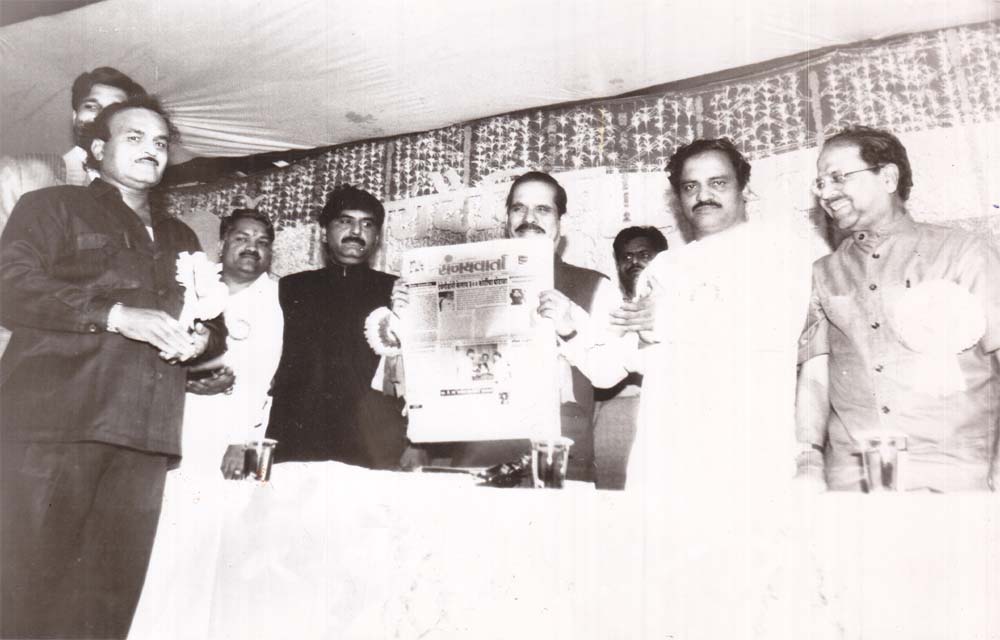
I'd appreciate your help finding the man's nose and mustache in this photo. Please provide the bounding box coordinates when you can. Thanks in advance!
[239,248,261,261]
[342,235,367,248]
[136,154,160,166]
[515,222,547,235]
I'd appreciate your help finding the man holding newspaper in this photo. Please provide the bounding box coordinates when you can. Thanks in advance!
[374,171,622,482]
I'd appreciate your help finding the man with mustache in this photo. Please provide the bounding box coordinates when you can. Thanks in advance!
[1,67,146,223]
[447,171,622,481]
[600,138,818,498]
[614,226,668,301]
[129,209,283,637]
[0,68,146,357]
[387,172,622,481]
[578,138,822,636]
[180,209,283,475]
[0,95,225,639]
[268,186,406,467]
[65,67,149,187]
[591,226,668,489]
[796,126,1000,492]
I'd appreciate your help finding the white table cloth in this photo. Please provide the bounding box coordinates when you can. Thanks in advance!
[130,462,1000,640]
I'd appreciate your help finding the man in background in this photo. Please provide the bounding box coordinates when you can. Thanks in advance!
[0,95,224,639]
[269,186,406,468]
[592,225,667,489]
[615,226,668,301]
[64,67,148,186]
[0,67,145,358]
[1,66,146,226]
[796,126,999,492]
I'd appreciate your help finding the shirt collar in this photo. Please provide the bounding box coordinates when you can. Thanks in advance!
[87,178,121,200]
[229,272,274,298]
[850,214,915,249]
[326,262,369,278]
[690,219,749,249]
[63,146,87,163]
[87,178,168,225]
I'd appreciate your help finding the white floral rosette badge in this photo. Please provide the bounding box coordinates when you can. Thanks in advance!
[886,279,986,396]
[175,251,228,329]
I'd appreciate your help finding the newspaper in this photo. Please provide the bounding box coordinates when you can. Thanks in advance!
[400,237,560,443]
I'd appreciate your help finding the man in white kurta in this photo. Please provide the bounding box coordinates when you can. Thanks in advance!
[572,139,830,638]
[129,210,283,639]
[573,142,821,498]
[178,271,284,474]
[626,221,820,501]
[176,211,284,475]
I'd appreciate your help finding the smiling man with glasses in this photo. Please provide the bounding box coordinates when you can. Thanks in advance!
[812,163,884,194]
[796,126,1000,493]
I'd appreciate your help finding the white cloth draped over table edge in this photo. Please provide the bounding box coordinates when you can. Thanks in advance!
[131,461,1000,640]
[129,272,283,640]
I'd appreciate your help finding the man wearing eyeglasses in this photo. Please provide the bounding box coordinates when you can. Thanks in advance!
[796,126,1000,492]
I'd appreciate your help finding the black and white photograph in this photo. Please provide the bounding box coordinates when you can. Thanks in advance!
[0,1,998,638]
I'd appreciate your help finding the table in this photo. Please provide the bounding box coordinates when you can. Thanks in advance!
[129,462,1000,640]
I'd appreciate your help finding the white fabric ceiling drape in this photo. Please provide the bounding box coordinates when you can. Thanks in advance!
[0,0,993,163]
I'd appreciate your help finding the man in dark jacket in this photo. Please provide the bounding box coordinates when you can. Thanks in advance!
[0,96,225,639]
[269,186,406,468]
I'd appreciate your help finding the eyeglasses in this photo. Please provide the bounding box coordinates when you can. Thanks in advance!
[812,164,884,195]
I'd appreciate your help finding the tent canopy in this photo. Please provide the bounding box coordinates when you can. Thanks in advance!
[0,0,993,164]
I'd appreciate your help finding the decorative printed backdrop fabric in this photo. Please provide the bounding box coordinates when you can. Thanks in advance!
[164,23,1000,279]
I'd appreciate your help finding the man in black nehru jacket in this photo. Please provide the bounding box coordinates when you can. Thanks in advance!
[269,186,406,468]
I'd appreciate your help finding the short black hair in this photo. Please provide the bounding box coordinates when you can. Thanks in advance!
[666,138,751,194]
[318,185,385,228]
[85,95,175,170]
[71,67,146,110]
[823,126,914,201]
[613,226,668,261]
[505,171,568,216]
[220,208,275,242]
